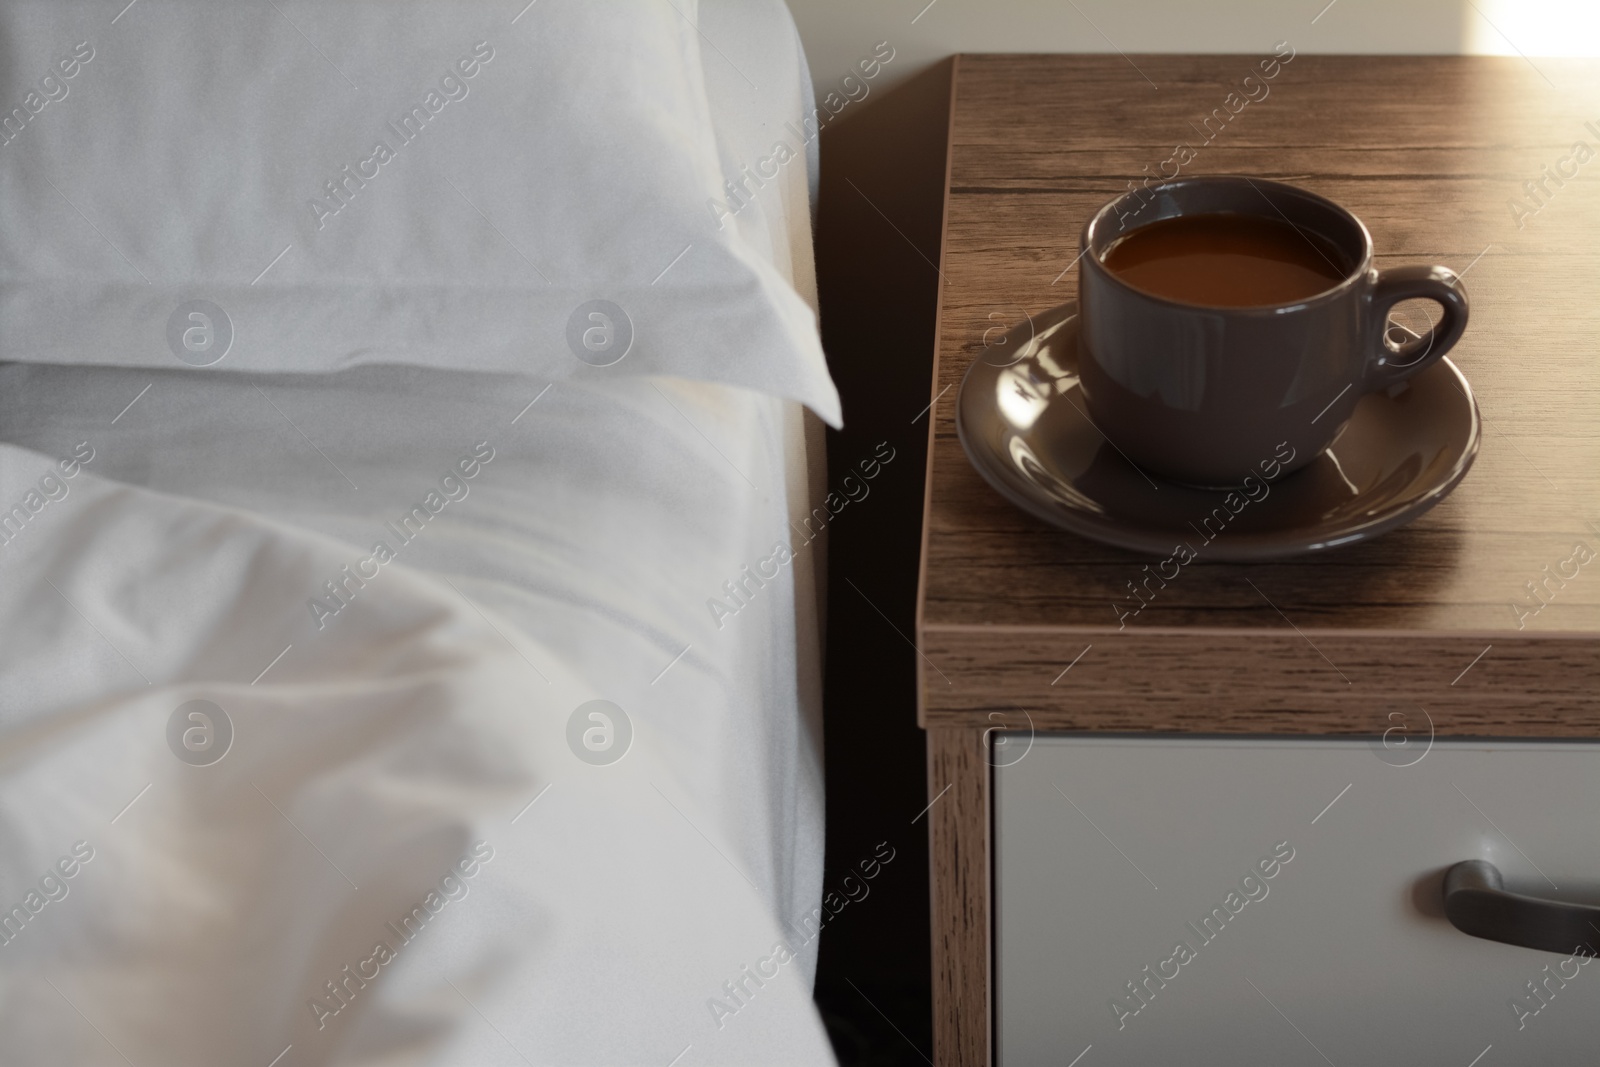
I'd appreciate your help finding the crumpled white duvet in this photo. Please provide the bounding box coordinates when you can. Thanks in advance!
[0,367,834,1065]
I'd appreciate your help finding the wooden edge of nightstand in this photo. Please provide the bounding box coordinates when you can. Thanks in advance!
[915,55,962,735]
[918,626,1600,736]
[927,724,992,1067]
[915,56,991,1067]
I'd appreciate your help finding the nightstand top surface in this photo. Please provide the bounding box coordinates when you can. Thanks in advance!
[921,54,1600,639]
[915,55,1600,735]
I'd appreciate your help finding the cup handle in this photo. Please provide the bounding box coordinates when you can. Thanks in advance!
[1365,265,1470,389]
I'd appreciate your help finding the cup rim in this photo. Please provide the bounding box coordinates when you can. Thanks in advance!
[1080,175,1375,315]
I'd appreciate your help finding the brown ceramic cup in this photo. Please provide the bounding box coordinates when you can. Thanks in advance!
[1077,176,1469,487]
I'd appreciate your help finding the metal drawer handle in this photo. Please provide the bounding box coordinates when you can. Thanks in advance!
[1444,860,1600,956]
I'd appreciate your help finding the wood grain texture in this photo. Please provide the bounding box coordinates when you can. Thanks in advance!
[916,54,1600,1067]
[921,629,1600,734]
[918,54,1600,732]
[926,726,990,1067]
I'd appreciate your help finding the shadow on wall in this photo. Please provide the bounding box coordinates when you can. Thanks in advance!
[812,60,954,1067]
[788,0,1484,103]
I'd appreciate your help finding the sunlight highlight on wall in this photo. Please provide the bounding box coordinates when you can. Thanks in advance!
[1466,0,1600,56]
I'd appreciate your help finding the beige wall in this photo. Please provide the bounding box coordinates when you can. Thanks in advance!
[785,0,1596,105]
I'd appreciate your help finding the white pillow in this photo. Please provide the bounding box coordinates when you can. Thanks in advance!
[0,0,841,426]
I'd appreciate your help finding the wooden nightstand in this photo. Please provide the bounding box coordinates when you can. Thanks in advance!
[917,55,1600,1066]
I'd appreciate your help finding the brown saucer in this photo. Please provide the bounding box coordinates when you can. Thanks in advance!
[955,301,1480,560]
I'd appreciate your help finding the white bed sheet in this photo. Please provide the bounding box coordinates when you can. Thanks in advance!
[0,0,839,1062]
[0,364,831,1066]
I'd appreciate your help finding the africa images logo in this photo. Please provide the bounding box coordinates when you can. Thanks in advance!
[307,41,495,230]
[166,300,233,366]
[565,300,633,367]
[166,699,233,767]
[566,700,632,766]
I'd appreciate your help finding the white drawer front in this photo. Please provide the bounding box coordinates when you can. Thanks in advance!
[995,737,1600,1066]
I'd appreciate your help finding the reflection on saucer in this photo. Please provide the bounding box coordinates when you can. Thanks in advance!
[956,301,1481,560]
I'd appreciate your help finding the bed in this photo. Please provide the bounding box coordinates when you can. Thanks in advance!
[0,2,840,1064]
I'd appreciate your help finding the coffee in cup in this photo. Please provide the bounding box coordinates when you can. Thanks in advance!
[1076,176,1469,487]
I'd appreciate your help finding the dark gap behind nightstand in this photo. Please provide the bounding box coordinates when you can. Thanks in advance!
[813,58,955,1067]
